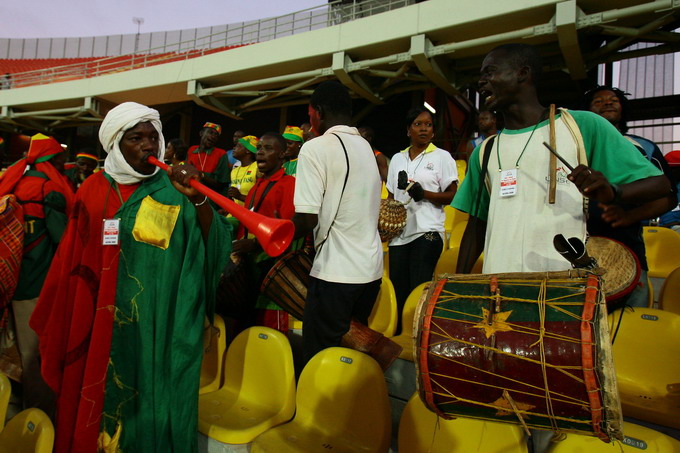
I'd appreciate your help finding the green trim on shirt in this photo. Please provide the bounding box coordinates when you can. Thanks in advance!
[452,110,663,222]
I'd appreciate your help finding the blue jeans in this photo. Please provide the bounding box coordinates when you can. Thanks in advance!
[389,232,443,334]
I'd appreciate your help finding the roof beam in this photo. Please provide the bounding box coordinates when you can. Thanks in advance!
[556,1,587,80]
[598,26,680,43]
[187,80,241,119]
[237,76,324,110]
[590,13,677,61]
[0,97,102,132]
[410,34,460,97]
[332,52,383,104]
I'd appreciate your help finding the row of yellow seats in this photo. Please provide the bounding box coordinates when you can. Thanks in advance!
[201,275,399,395]
[0,373,54,453]
[198,328,392,452]
[398,392,680,452]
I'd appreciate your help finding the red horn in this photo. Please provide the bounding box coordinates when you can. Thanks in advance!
[148,156,294,257]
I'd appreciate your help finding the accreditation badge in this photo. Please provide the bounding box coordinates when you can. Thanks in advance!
[102,218,121,245]
[499,169,518,197]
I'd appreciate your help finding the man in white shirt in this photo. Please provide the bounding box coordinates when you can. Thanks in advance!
[293,81,384,361]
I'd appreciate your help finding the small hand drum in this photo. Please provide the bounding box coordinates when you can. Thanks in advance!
[378,199,407,243]
[585,236,641,306]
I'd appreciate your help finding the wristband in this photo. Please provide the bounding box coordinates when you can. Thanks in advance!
[193,195,209,207]
[610,184,623,204]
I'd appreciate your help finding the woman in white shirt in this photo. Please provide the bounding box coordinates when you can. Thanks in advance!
[386,106,458,333]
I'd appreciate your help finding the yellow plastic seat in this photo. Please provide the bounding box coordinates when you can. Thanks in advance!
[251,347,391,453]
[398,393,528,453]
[548,421,680,452]
[368,275,398,337]
[199,314,227,395]
[0,408,54,453]
[390,282,429,362]
[659,266,680,315]
[290,314,303,331]
[455,159,467,184]
[443,207,469,250]
[198,326,296,444]
[434,247,483,276]
[608,307,680,429]
[449,220,467,249]
[0,372,10,431]
[647,274,655,308]
[643,227,680,278]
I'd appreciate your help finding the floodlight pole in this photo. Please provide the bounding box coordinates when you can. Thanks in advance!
[133,17,144,53]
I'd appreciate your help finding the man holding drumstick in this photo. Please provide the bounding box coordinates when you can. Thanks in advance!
[451,42,672,453]
[453,43,671,275]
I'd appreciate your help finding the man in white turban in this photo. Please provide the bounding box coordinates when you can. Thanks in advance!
[30,102,233,453]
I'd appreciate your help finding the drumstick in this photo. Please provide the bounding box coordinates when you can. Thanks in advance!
[543,142,574,172]
[549,104,557,204]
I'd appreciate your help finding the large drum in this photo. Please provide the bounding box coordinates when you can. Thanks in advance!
[415,271,623,442]
[261,250,402,371]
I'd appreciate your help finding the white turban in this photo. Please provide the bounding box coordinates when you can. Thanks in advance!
[99,102,166,185]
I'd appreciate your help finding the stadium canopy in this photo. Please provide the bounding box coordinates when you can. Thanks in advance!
[1,0,679,132]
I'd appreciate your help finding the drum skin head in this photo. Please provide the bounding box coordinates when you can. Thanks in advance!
[585,236,641,305]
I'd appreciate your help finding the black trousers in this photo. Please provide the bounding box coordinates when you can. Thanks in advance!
[302,276,382,363]
[389,232,443,333]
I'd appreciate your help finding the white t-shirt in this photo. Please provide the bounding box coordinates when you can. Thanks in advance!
[482,120,586,273]
[294,125,383,284]
[386,143,458,245]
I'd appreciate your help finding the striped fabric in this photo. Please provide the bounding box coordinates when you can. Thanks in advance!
[0,194,24,317]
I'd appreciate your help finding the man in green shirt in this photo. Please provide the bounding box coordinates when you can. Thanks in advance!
[453,43,670,275]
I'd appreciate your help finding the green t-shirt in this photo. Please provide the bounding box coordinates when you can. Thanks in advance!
[283,159,298,177]
[452,110,663,221]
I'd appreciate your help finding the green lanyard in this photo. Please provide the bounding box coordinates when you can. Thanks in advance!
[496,110,547,171]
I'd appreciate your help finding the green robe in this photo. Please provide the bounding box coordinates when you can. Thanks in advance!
[99,172,232,451]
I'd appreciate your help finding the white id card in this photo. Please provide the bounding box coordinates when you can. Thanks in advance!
[102,218,120,245]
[499,169,518,197]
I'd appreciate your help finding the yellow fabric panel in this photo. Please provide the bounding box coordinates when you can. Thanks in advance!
[132,196,180,250]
